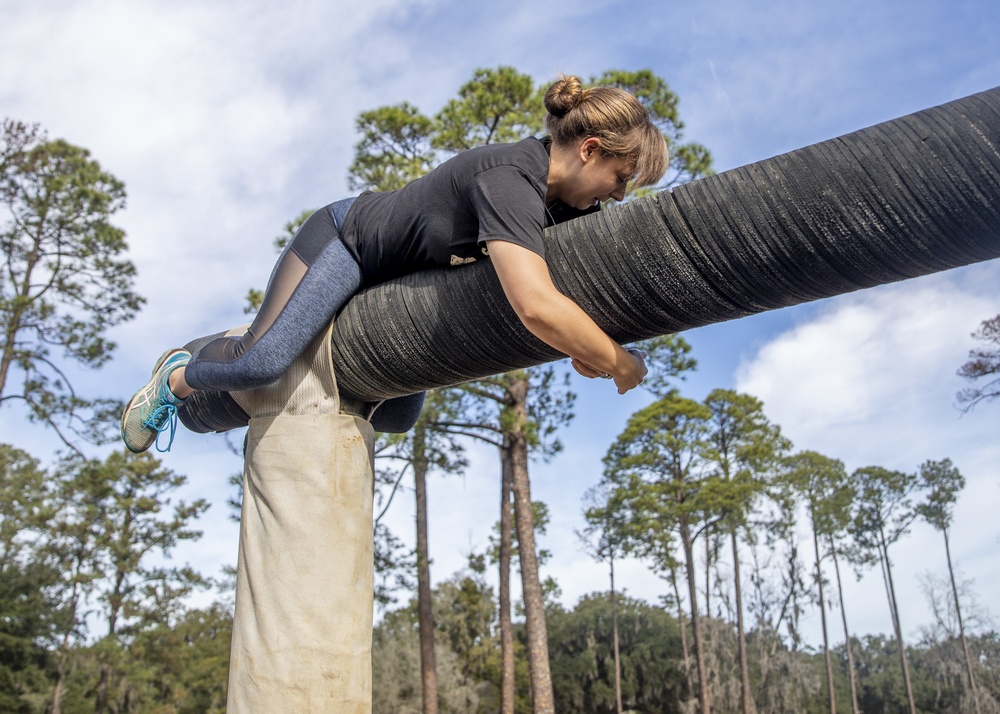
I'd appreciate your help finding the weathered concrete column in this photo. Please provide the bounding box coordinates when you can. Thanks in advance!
[224,322,375,713]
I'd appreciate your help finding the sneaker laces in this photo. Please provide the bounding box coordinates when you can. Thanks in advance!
[143,402,180,452]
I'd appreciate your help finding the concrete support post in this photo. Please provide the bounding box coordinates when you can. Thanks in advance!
[225,322,376,713]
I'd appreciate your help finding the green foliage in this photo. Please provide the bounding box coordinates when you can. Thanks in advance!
[389,577,1000,714]
[852,634,927,712]
[0,444,222,712]
[580,479,632,567]
[848,465,920,570]
[434,562,501,687]
[125,603,231,713]
[39,450,211,713]
[916,457,965,533]
[434,66,544,152]
[487,500,552,568]
[0,118,143,447]
[372,606,425,712]
[373,520,416,609]
[602,394,714,569]
[700,388,790,528]
[372,563,523,714]
[636,333,697,399]
[54,450,210,638]
[604,394,711,485]
[547,592,685,713]
[0,445,64,709]
[589,337,699,575]
[349,102,436,192]
[781,451,854,539]
[957,313,1000,411]
[601,391,717,714]
[373,571,690,714]
[34,600,232,714]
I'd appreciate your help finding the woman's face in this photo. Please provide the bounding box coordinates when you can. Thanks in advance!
[559,138,633,210]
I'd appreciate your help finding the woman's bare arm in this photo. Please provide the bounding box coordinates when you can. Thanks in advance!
[486,239,646,394]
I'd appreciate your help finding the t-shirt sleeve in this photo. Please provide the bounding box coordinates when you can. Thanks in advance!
[469,165,547,258]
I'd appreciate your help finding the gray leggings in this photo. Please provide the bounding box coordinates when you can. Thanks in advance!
[183,198,425,432]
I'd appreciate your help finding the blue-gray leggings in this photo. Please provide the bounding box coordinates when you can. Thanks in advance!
[183,198,425,433]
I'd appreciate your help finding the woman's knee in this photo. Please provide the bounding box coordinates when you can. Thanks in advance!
[370,392,426,433]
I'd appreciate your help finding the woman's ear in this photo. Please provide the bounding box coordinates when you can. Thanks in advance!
[579,137,602,162]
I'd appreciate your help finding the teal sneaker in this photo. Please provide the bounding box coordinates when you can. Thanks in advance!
[121,349,191,453]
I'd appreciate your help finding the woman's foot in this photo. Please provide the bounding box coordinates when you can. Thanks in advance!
[121,349,191,453]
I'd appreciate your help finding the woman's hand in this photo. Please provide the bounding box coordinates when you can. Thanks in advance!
[612,348,648,394]
[573,349,648,394]
[571,357,606,378]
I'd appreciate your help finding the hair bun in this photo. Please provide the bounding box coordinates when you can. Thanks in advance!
[544,75,585,118]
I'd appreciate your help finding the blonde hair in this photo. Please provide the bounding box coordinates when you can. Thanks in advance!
[544,75,668,189]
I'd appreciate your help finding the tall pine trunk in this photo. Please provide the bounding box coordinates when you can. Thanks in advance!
[829,539,860,714]
[705,528,712,619]
[610,556,623,714]
[413,424,439,714]
[48,651,66,714]
[671,567,694,699]
[508,375,554,713]
[730,526,752,714]
[499,443,515,714]
[944,528,981,714]
[94,666,110,714]
[681,519,710,713]
[811,516,835,714]
[95,567,126,714]
[48,562,84,714]
[878,527,916,714]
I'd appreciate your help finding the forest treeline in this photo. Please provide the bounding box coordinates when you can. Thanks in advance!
[1,441,997,714]
[2,66,998,713]
[372,565,1000,713]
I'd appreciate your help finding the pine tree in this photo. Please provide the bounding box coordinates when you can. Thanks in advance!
[1,119,143,448]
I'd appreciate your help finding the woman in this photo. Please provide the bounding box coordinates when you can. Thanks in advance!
[122,75,668,453]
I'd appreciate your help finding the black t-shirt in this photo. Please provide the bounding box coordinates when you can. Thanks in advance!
[340,137,598,286]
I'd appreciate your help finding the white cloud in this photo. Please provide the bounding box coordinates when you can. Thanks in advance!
[735,268,997,467]
[1,0,474,364]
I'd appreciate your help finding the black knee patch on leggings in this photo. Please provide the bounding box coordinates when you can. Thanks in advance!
[290,208,338,266]
[369,392,426,433]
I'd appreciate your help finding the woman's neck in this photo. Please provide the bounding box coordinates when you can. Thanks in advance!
[545,141,574,207]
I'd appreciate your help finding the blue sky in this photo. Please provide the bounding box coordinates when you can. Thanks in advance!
[2,0,998,646]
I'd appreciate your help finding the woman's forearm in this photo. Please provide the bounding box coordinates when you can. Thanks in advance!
[517,290,640,378]
[486,240,646,393]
